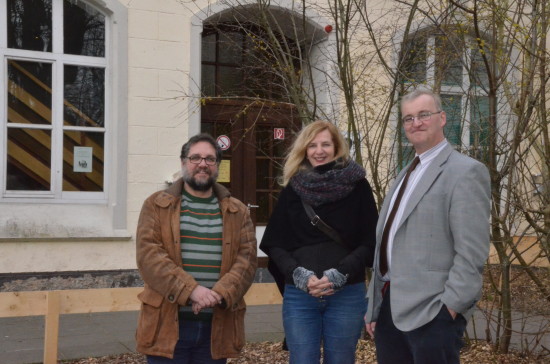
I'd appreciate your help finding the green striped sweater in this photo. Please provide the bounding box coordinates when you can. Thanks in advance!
[179,190,223,321]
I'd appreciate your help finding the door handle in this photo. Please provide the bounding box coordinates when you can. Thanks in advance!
[247,203,259,210]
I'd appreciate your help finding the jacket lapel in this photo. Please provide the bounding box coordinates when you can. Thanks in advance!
[376,166,409,238]
[396,144,453,231]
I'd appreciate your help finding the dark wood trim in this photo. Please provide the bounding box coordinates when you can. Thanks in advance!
[258,256,269,268]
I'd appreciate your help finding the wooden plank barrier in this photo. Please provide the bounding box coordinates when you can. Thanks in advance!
[0,283,282,364]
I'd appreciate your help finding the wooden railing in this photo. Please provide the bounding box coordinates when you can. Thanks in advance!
[0,283,282,364]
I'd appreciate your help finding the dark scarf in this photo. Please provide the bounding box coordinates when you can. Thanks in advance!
[290,159,366,206]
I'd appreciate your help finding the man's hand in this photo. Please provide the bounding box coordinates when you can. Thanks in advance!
[447,307,457,319]
[365,321,376,339]
[189,285,223,314]
[307,275,334,297]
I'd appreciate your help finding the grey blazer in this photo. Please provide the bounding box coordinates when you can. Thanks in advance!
[366,144,491,331]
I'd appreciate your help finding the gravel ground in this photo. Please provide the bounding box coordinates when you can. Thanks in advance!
[62,341,548,363]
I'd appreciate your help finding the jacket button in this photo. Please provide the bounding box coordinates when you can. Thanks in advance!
[168,294,175,302]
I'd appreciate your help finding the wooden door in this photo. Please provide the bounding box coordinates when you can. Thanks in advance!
[201,99,301,226]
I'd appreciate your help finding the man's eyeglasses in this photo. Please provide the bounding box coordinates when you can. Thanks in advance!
[185,155,218,166]
[402,111,442,124]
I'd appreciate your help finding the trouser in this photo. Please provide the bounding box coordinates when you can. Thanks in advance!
[146,320,226,364]
[374,285,467,364]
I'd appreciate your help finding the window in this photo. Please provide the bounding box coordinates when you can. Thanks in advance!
[0,0,128,239]
[201,24,301,100]
[397,28,491,166]
[2,0,108,199]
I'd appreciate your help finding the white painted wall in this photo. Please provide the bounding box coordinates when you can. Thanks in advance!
[0,0,333,273]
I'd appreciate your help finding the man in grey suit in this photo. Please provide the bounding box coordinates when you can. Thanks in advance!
[365,88,491,364]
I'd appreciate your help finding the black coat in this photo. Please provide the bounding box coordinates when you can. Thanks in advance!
[260,177,378,290]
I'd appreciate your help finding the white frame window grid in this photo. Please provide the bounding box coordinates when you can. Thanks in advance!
[0,0,110,202]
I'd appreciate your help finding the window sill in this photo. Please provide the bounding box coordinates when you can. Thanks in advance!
[0,235,133,243]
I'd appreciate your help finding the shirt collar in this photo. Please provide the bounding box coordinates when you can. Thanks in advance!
[416,139,448,166]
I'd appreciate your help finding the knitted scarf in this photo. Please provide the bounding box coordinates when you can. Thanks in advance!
[290,159,366,207]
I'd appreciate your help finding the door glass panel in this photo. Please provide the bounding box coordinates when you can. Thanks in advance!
[218,66,243,96]
[256,126,270,156]
[201,64,216,97]
[64,65,105,127]
[256,158,269,189]
[255,124,290,224]
[256,191,269,224]
[201,122,214,136]
[202,33,216,63]
[64,0,105,57]
[62,130,104,191]
[274,135,290,156]
[8,60,52,125]
[7,0,53,52]
[7,127,51,190]
[219,32,243,65]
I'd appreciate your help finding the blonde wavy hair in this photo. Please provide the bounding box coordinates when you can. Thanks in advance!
[281,120,350,186]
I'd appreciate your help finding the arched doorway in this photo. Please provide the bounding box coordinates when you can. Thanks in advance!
[200,18,317,226]
[192,4,333,263]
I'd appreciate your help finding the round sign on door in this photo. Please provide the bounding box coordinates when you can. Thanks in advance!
[216,135,231,151]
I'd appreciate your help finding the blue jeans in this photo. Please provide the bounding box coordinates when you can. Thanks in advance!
[283,282,367,364]
[146,320,227,364]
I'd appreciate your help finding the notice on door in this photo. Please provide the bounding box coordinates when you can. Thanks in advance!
[216,135,231,151]
[74,147,93,173]
[274,128,285,140]
[218,159,230,183]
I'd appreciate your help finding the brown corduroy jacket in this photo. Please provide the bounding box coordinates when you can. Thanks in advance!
[135,179,257,359]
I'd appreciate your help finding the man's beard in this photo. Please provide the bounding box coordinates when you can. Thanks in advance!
[182,167,218,192]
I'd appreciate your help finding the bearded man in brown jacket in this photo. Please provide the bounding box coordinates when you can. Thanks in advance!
[135,133,257,363]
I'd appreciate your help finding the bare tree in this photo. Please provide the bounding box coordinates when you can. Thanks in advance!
[176,0,549,354]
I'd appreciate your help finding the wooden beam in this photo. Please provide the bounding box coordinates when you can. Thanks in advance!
[0,284,282,318]
[244,283,282,305]
[0,284,282,363]
[44,291,60,364]
[0,291,47,317]
[58,287,141,314]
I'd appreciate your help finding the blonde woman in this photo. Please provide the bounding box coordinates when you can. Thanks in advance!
[260,120,378,364]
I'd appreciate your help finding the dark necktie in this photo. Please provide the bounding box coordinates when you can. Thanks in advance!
[379,156,420,276]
